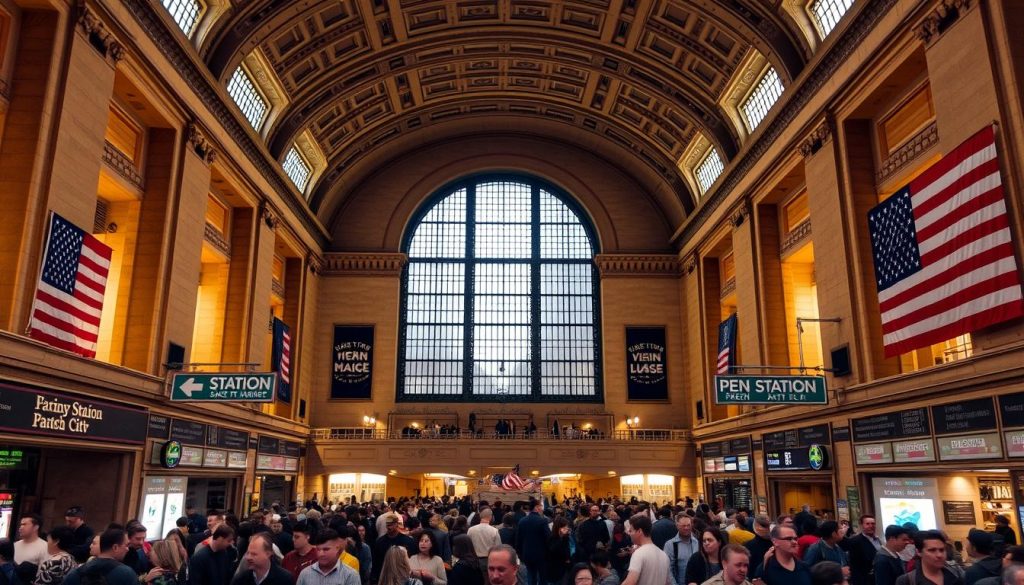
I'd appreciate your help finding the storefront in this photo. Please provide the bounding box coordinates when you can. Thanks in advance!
[851,393,1024,551]
[141,414,250,530]
[700,437,754,511]
[0,379,149,534]
[763,424,836,518]
[328,473,388,503]
[254,436,302,509]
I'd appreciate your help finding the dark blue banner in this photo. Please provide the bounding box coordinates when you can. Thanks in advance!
[271,318,292,403]
[625,326,668,401]
[331,325,374,399]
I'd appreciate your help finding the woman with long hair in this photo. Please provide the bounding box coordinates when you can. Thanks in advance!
[354,524,373,585]
[379,546,422,585]
[408,531,447,585]
[448,535,484,585]
[146,540,186,585]
[34,526,77,585]
[545,517,572,585]
[684,528,725,585]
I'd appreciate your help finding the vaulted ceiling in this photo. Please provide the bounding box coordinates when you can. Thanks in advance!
[196,0,811,225]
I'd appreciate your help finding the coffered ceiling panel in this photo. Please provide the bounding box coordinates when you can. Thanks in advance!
[199,0,810,219]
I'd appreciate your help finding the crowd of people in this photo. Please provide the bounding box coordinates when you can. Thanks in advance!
[1,496,1020,585]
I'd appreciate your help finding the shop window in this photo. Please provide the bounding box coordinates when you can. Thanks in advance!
[695,147,725,195]
[160,0,205,37]
[227,65,267,131]
[282,147,311,193]
[809,0,855,38]
[879,84,934,155]
[741,67,784,131]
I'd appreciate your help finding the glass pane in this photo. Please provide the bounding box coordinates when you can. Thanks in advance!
[741,67,784,131]
[227,67,268,130]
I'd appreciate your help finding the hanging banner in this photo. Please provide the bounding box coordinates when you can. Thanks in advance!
[625,326,668,400]
[331,325,374,399]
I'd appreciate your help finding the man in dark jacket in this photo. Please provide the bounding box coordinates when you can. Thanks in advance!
[63,507,95,564]
[516,500,550,585]
[189,525,237,585]
[578,505,611,562]
[965,529,1002,585]
[746,515,774,576]
[873,526,912,585]
[895,531,963,585]
[651,508,677,550]
[231,534,292,585]
[63,529,137,585]
[843,515,882,585]
[371,515,415,583]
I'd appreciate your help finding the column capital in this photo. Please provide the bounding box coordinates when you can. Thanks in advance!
[594,254,681,278]
[729,200,751,229]
[306,253,324,275]
[258,202,280,231]
[914,0,971,45]
[799,117,835,157]
[76,3,124,65]
[322,252,408,276]
[681,252,698,275]
[186,122,218,165]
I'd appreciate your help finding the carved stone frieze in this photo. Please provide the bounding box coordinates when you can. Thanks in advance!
[306,253,324,275]
[77,4,125,64]
[594,254,681,278]
[876,121,939,183]
[914,0,971,44]
[730,200,751,228]
[322,252,408,276]
[186,122,218,165]
[259,203,280,230]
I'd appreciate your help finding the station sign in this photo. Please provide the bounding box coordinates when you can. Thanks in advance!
[170,373,276,402]
[715,375,827,404]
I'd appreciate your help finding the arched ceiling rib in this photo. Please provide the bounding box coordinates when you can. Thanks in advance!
[199,0,810,222]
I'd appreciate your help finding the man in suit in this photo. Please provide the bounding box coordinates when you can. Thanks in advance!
[516,500,550,585]
[842,515,882,585]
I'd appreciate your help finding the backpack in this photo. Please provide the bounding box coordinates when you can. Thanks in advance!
[0,563,22,585]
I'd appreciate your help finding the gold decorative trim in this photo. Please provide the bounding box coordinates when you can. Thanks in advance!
[876,121,939,183]
[76,4,124,64]
[914,0,971,44]
[799,118,834,157]
[594,254,681,278]
[322,253,408,276]
[186,122,217,165]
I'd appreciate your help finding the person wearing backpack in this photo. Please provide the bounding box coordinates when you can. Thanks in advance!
[62,529,137,585]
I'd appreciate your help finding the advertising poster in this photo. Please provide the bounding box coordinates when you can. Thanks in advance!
[0,492,13,538]
[625,327,668,400]
[871,477,939,530]
[847,486,862,523]
[162,491,185,536]
[331,326,374,399]
[141,491,165,537]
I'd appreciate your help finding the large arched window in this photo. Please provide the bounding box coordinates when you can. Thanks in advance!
[398,175,602,402]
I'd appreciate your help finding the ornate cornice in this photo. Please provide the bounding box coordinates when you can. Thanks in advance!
[730,200,751,228]
[679,0,900,245]
[76,4,124,64]
[259,202,280,230]
[682,253,698,275]
[322,253,408,276]
[203,223,231,258]
[186,122,217,165]
[594,254,682,278]
[799,118,834,157]
[877,121,939,184]
[914,0,971,45]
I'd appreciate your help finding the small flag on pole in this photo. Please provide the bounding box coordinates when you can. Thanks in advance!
[717,313,738,374]
[28,212,113,358]
[868,126,1024,357]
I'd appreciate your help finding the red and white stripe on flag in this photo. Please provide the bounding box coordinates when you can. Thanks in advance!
[281,329,291,384]
[717,348,730,375]
[870,126,1024,357]
[502,471,525,490]
[29,212,113,358]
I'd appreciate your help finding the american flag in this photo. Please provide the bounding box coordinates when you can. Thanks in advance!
[272,318,292,403]
[868,126,1024,357]
[28,212,112,358]
[717,314,737,374]
[500,465,525,490]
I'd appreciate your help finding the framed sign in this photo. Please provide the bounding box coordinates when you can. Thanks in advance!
[625,326,668,401]
[331,325,374,399]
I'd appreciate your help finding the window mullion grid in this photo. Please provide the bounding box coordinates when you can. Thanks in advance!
[462,182,477,400]
[531,184,542,400]
[591,261,603,400]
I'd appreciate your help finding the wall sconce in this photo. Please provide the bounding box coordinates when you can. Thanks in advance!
[626,416,640,428]
[362,415,376,427]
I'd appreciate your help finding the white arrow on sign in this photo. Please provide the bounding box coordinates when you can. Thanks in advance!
[178,377,204,397]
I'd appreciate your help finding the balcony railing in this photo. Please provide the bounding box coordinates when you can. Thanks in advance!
[311,427,690,442]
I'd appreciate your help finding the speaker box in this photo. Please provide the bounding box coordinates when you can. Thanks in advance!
[696,400,704,420]
[299,399,307,419]
[166,342,185,369]
[830,345,852,377]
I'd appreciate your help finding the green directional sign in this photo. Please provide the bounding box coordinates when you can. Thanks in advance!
[715,375,827,404]
[170,373,276,402]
